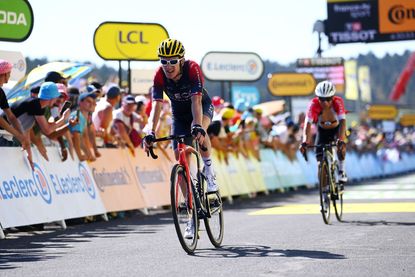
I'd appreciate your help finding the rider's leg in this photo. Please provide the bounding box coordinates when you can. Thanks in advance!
[201,115,218,192]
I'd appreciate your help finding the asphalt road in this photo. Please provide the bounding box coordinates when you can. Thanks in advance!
[1,173,415,277]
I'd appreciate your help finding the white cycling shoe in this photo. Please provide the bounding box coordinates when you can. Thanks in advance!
[339,171,348,183]
[206,174,219,193]
[184,219,194,239]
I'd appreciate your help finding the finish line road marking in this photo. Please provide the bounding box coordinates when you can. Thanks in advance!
[249,202,415,216]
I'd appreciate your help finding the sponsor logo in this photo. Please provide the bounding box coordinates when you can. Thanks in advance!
[79,163,96,199]
[0,163,97,203]
[92,167,132,192]
[388,5,415,25]
[32,164,52,204]
[0,10,27,25]
[135,166,165,188]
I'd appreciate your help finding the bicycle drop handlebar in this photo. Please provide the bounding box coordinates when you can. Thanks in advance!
[147,134,208,160]
[301,142,338,162]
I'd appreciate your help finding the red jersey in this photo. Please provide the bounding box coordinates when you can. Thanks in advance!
[305,96,346,126]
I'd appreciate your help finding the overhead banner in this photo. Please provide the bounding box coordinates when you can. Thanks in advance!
[201,52,264,81]
[326,0,415,44]
[94,22,169,61]
[267,73,316,96]
[0,50,26,82]
[131,69,156,95]
[296,57,345,94]
[0,148,106,228]
[358,65,371,102]
[345,60,358,100]
[0,0,34,42]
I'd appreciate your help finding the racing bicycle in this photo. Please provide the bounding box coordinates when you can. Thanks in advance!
[303,143,344,224]
[147,134,224,254]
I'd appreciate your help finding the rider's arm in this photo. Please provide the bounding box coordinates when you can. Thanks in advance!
[302,121,313,145]
[338,119,346,141]
[191,94,203,126]
[147,100,163,134]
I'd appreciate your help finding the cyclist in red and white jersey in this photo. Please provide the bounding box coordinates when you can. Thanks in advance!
[299,80,348,184]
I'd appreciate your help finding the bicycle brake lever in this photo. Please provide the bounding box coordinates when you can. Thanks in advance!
[148,147,158,159]
[303,151,308,162]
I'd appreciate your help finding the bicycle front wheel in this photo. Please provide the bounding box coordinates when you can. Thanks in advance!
[333,183,343,222]
[170,164,198,254]
[204,190,224,248]
[319,161,331,224]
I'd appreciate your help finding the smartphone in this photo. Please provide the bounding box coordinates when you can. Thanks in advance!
[60,101,72,115]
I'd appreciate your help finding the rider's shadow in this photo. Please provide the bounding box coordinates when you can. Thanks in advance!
[195,245,345,259]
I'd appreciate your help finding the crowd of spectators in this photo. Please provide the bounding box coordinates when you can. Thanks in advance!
[0,60,150,165]
[1,59,415,169]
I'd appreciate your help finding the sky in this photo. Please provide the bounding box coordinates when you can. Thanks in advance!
[1,0,415,70]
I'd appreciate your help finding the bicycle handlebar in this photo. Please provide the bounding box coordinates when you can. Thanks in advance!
[146,134,208,160]
[301,142,337,162]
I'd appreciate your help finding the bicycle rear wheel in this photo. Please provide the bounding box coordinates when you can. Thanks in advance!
[333,182,343,222]
[204,188,224,247]
[170,164,198,254]
[319,161,331,224]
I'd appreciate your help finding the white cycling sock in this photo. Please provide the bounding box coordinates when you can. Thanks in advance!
[338,160,346,172]
[202,157,214,176]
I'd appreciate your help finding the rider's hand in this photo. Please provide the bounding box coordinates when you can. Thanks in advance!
[191,124,206,145]
[336,139,346,160]
[299,142,308,155]
[143,132,156,152]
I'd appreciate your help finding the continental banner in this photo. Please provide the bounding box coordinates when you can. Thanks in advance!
[89,148,146,212]
[128,149,172,207]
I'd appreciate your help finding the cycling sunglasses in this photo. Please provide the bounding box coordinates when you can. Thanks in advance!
[160,58,182,66]
[318,97,333,102]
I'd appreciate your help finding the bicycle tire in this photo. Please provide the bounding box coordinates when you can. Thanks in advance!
[170,164,198,254]
[319,161,331,224]
[204,187,224,247]
[333,183,343,222]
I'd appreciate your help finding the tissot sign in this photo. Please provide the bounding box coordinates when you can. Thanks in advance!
[0,0,34,42]
[326,0,415,44]
[201,52,264,81]
[94,22,169,61]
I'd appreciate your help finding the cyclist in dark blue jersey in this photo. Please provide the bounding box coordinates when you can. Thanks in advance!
[144,38,218,194]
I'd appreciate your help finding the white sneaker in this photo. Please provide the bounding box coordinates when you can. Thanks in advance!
[339,171,348,183]
[184,219,194,239]
[206,174,218,192]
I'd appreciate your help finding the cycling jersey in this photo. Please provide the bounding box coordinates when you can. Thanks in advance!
[305,96,346,127]
[152,60,213,119]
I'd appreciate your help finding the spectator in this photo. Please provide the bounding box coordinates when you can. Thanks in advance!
[45,71,69,86]
[6,82,74,169]
[0,59,30,150]
[92,86,121,147]
[112,95,142,156]
[69,92,97,161]
[90,81,103,98]
[30,83,75,161]
[30,86,40,98]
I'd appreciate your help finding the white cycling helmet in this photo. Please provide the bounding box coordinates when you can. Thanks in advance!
[315,80,335,97]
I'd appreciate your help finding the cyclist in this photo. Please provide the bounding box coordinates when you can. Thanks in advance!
[143,39,217,237]
[299,80,348,186]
